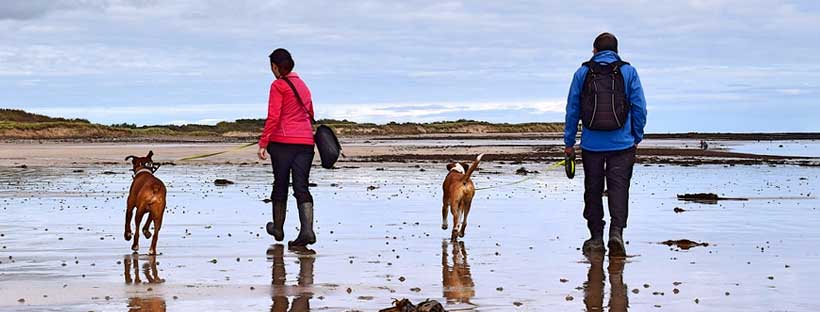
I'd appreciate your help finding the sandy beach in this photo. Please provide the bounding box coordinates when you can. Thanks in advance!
[1,138,819,311]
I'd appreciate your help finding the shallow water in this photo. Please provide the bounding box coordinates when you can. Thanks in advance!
[724,140,820,158]
[0,162,819,311]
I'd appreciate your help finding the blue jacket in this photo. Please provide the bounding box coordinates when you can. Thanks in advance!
[564,50,647,152]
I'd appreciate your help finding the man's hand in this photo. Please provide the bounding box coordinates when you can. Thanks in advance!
[258,147,268,160]
[564,146,574,156]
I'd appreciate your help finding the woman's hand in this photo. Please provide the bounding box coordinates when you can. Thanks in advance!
[258,147,268,160]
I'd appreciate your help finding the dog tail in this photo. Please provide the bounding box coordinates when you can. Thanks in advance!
[461,153,484,182]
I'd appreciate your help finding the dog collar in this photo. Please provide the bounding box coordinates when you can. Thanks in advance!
[133,168,154,179]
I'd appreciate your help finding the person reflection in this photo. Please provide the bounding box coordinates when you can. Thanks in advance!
[441,240,475,305]
[583,255,629,312]
[123,254,166,311]
[268,244,315,312]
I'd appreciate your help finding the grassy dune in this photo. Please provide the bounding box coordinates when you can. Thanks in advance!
[0,109,565,140]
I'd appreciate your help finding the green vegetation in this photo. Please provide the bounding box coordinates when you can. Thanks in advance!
[0,108,565,140]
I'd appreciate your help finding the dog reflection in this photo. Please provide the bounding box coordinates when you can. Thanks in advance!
[268,244,315,312]
[584,256,628,312]
[123,254,166,311]
[441,240,475,304]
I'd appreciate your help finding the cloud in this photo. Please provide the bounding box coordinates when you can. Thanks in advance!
[22,99,565,125]
[1,0,819,131]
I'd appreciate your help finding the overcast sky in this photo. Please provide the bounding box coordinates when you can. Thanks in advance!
[1,1,818,132]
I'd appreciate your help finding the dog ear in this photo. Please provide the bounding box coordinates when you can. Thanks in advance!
[147,150,154,158]
[460,162,471,172]
[446,163,455,171]
[125,155,135,161]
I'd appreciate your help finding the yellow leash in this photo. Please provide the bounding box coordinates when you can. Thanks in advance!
[475,160,566,191]
[178,142,257,161]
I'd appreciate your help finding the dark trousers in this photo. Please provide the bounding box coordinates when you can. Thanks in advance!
[267,142,315,204]
[581,146,636,235]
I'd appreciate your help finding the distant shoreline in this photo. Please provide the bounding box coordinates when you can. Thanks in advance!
[2,108,820,142]
[3,131,820,144]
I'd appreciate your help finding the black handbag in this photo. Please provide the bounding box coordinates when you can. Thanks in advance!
[281,76,342,169]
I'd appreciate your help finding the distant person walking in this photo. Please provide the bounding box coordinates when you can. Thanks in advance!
[563,33,647,256]
[258,48,317,247]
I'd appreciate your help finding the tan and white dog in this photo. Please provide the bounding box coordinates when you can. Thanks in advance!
[441,154,483,240]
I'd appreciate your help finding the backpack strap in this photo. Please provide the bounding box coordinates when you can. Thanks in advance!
[280,76,316,125]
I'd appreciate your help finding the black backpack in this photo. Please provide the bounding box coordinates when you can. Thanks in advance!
[580,58,630,131]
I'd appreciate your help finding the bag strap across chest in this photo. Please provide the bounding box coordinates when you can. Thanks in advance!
[280,76,317,125]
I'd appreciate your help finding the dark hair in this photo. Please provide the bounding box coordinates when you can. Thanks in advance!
[269,48,294,75]
[593,33,618,53]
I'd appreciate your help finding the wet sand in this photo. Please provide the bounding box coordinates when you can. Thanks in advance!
[1,141,819,311]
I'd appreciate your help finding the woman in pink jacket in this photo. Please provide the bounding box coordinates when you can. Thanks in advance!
[257,48,316,247]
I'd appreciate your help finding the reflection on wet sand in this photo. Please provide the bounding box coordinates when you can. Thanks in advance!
[268,244,315,312]
[584,256,628,312]
[441,240,475,306]
[123,254,166,311]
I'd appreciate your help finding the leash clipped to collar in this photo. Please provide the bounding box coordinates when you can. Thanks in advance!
[475,160,566,191]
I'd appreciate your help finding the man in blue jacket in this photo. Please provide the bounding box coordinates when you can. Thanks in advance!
[564,33,647,256]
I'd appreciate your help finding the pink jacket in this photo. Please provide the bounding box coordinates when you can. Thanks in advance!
[258,72,315,147]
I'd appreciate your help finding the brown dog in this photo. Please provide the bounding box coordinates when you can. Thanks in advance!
[441,153,483,240]
[124,151,166,255]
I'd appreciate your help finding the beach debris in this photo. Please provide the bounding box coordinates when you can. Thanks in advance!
[515,167,538,175]
[101,171,118,175]
[214,179,234,186]
[676,193,748,204]
[660,239,709,250]
[72,169,84,173]
[673,207,686,213]
[367,185,379,191]
[378,298,446,312]
[262,198,272,203]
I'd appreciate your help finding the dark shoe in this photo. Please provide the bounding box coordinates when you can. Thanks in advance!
[582,228,606,255]
[608,227,626,257]
[288,202,316,247]
[266,201,286,241]
[583,237,606,255]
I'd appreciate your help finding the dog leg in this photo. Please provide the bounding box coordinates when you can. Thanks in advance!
[451,199,461,241]
[148,205,164,255]
[142,213,152,239]
[124,197,135,241]
[459,197,473,238]
[441,194,450,230]
[132,210,144,253]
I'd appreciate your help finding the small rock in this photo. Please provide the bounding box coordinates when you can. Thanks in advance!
[214,179,234,186]
[565,295,574,301]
